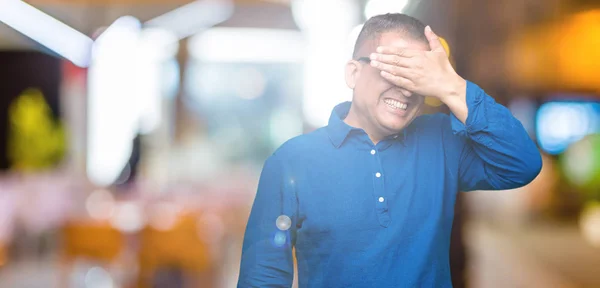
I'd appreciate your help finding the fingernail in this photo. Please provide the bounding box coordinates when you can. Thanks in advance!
[425,25,431,32]
[377,47,383,53]
[370,53,377,60]
[370,60,378,67]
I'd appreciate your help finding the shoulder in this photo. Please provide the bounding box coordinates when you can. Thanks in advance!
[270,127,330,162]
[410,113,452,133]
[410,113,466,149]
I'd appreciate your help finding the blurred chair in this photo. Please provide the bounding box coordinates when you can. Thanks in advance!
[137,213,215,288]
[62,220,124,262]
[60,220,125,287]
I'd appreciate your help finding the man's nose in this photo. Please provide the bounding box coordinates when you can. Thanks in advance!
[395,87,413,98]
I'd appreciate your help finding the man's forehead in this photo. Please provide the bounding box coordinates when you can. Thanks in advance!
[379,32,429,50]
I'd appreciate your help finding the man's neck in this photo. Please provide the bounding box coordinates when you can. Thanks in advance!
[344,103,386,144]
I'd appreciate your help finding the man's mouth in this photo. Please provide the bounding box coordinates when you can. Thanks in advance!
[383,98,408,111]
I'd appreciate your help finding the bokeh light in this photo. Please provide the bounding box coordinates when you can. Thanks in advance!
[109,202,144,233]
[85,189,116,220]
[580,202,600,248]
[276,215,292,231]
[148,201,181,231]
[273,231,287,247]
[84,266,114,288]
[364,0,410,19]
[1,1,600,287]
[562,134,600,192]
[537,102,600,154]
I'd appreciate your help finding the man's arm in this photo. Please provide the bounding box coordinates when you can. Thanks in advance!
[238,154,297,287]
[447,81,542,191]
[369,26,541,190]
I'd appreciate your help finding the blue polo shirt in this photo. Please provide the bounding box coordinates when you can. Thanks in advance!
[238,81,542,287]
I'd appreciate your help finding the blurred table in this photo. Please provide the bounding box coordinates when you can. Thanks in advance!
[466,220,600,288]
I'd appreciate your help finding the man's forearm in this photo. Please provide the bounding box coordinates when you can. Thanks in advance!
[451,81,542,191]
[439,75,468,124]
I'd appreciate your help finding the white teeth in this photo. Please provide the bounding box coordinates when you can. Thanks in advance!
[383,99,407,110]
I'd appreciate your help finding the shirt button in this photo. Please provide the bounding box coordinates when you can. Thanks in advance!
[375,172,381,178]
[370,149,376,155]
[378,197,385,203]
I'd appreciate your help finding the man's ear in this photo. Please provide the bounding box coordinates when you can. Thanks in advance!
[345,60,361,89]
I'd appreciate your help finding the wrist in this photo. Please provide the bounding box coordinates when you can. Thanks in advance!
[442,75,469,124]
[439,75,467,105]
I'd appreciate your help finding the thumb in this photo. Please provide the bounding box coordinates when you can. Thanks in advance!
[425,26,446,54]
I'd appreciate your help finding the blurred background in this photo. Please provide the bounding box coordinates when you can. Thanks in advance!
[0,0,599,287]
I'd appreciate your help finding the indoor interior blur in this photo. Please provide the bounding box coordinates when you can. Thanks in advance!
[0,0,599,287]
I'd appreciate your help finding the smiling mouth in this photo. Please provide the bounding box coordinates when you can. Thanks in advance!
[383,98,408,110]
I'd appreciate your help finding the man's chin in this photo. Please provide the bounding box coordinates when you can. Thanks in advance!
[381,122,408,134]
[380,112,420,132]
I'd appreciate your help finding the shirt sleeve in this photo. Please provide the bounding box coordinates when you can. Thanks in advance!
[238,153,297,287]
[450,81,542,192]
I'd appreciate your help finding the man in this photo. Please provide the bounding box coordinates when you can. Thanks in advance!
[238,14,542,287]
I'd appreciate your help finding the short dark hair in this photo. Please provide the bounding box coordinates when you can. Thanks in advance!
[353,13,428,58]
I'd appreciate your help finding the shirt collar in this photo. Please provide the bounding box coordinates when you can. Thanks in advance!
[326,101,407,148]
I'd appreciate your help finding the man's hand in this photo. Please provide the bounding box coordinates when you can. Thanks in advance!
[369,26,466,104]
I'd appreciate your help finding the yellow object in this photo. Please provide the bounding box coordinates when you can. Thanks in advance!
[439,37,451,58]
[59,221,125,288]
[62,221,124,262]
[7,88,66,171]
[506,10,600,92]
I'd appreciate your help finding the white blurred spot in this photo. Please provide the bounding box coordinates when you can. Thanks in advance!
[86,190,115,220]
[110,202,144,233]
[138,28,179,61]
[84,266,114,288]
[563,137,595,186]
[135,28,179,135]
[87,16,142,187]
[348,24,364,53]
[364,0,410,19]
[88,17,180,187]
[269,109,303,147]
[292,0,359,33]
[189,28,305,63]
[293,0,360,128]
[537,102,600,154]
[234,68,267,99]
[0,0,93,67]
[274,231,286,247]
[276,215,292,231]
[580,203,600,248]
[148,202,181,231]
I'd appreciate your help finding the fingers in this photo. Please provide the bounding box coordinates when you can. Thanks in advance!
[380,71,414,89]
[370,60,412,78]
[369,53,413,68]
[375,46,421,58]
[425,26,446,54]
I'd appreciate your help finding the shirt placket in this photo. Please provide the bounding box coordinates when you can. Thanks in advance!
[370,145,390,227]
